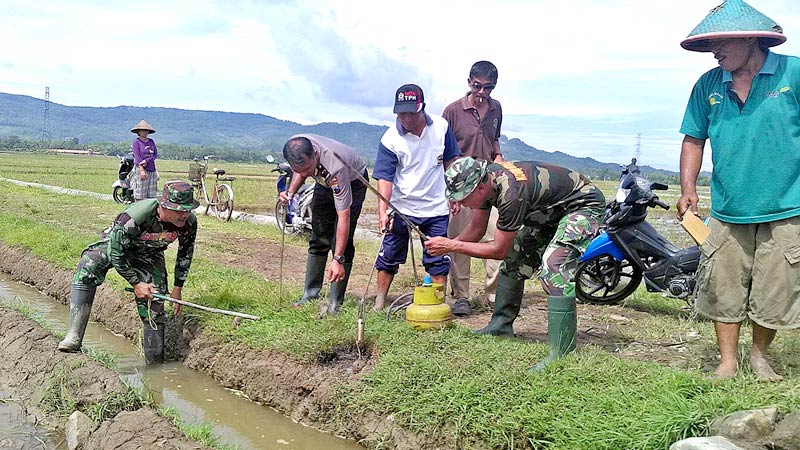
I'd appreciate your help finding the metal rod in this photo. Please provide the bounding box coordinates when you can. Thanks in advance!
[330,152,429,241]
[124,288,261,320]
[357,231,387,348]
[278,205,286,302]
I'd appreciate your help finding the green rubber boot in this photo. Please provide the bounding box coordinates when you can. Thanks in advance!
[327,263,352,315]
[474,274,524,337]
[57,285,96,352]
[292,254,327,308]
[529,295,577,371]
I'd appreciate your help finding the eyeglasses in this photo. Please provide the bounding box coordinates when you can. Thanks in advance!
[470,81,495,91]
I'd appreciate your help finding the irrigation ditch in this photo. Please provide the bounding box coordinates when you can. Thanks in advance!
[0,241,458,450]
[0,305,212,450]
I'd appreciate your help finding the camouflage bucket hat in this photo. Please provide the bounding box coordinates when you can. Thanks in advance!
[158,180,200,211]
[681,0,786,52]
[445,157,489,202]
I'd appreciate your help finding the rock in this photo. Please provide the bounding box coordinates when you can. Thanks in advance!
[65,410,95,450]
[711,407,778,441]
[669,436,746,450]
[769,410,800,450]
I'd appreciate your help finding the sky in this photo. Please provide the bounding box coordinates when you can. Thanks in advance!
[1,0,798,171]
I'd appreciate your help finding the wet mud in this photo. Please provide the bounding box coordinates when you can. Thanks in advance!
[0,306,211,450]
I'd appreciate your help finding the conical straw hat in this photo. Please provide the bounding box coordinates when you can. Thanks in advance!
[130,120,156,134]
[681,0,785,52]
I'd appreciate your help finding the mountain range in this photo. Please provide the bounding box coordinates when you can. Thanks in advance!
[0,92,681,180]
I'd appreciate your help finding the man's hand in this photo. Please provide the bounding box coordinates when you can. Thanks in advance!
[326,262,345,283]
[133,282,156,299]
[278,190,293,206]
[378,213,393,234]
[450,201,462,216]
[170,286,183,316]
[424,236,454,256]
[676,192,699,221]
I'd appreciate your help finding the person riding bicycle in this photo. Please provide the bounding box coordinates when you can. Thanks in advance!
[279,134,367,315]
[57,181,199,364]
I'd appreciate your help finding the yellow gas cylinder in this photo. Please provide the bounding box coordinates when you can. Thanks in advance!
[405,276,452,330]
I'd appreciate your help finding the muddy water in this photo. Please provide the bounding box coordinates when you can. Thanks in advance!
[0,389,64,449]
[0,274,364,450]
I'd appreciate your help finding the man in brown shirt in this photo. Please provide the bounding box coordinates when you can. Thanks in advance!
[442,60,503,316]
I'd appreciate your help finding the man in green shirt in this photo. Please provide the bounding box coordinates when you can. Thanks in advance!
[678,0,800,381]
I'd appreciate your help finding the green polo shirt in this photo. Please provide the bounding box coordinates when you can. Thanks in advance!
[680,51,800,224]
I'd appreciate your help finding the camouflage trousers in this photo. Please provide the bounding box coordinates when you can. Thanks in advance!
[501,206,603,297]
[73,242,167,322]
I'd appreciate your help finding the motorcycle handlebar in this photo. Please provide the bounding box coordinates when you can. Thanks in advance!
[653,199,670,210]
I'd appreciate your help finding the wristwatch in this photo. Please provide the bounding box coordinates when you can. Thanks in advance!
[332,255,345,265]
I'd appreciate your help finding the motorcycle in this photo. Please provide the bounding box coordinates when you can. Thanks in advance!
[112,152,135,204]
[574,158,700,305]
[266,155,313,237]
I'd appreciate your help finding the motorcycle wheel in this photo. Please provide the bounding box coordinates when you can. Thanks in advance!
[112,186,126,204]
[575,255,643,304]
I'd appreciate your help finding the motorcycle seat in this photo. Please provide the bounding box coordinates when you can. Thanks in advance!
[213,169,226,176]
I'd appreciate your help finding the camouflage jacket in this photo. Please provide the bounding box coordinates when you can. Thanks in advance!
[482,161,606,231]
[95,199,197,287]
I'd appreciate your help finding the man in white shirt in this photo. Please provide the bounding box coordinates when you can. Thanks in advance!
[371,84,461,310]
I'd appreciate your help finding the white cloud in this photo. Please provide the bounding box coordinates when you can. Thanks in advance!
[0,0,798,170]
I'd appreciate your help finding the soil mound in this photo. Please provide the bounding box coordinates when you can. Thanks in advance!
[0,306,210,449]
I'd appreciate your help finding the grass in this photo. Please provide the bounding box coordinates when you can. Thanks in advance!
[1,154,798,450]
[0,152,278,214]
[160,405,240,450]
[40,360,145,422]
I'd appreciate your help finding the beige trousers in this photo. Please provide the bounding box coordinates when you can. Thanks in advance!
[447,206,502,303]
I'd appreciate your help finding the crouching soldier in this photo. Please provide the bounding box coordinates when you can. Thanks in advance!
[425,157,605,369]
[58,180,199,364]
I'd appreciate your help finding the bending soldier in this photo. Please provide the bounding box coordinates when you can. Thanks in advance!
[425,157,605,369]
[58,181,198,364]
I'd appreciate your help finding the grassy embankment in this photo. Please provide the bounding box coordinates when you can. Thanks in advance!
[1,153,799,450]
[3,297,238,450]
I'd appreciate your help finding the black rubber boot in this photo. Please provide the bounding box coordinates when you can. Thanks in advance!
[326,263,352,315]
[475,274,524,337]
[142,317,167,365]
[292,254,327,308]
[58,285,97,352]
[451,298,472,316]
[529,295,577,371]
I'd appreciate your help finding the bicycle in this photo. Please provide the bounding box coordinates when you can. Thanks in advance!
[188,155,235,222]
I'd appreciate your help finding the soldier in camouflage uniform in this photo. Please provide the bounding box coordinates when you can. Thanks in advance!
[425,157,605,368]
[58,181,199,364]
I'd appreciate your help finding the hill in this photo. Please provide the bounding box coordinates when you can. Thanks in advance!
[0,91,679,180]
